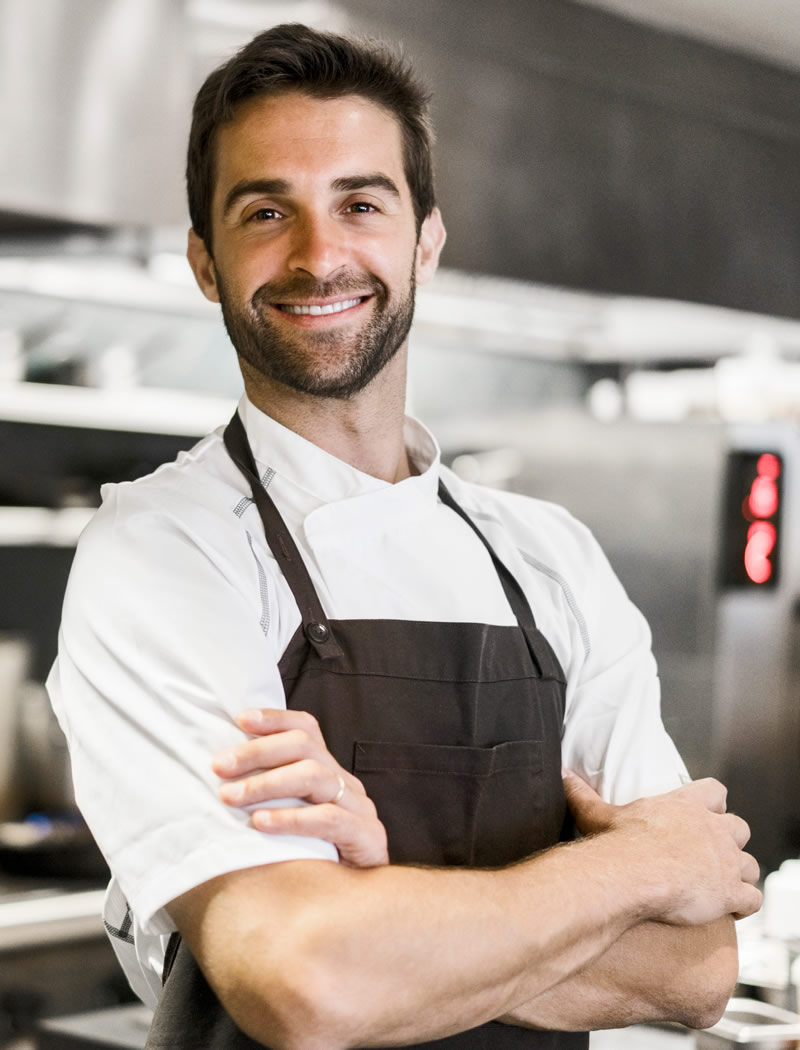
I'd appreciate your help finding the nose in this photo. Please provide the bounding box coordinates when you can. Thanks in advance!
[286,211,347,280]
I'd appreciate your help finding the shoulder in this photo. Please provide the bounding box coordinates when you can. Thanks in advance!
[74,428,247,567]
[63,427,269,635]
[440,467,612,598]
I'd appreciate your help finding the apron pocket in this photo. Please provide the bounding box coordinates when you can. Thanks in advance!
[353,739,546,867]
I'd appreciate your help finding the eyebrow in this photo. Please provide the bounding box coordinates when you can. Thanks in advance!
[222,172,402,219]
[331,174,401,198]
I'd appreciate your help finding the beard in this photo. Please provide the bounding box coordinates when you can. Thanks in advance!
[217,267,416,400]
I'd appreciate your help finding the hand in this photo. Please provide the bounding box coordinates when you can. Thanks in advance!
[213,708,388,868]
[562,771,762,926]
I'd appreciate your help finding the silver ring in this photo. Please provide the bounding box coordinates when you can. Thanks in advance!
[330,774,346,805]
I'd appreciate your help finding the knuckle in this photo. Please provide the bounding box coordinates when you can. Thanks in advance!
[288,728,317,756]
[296,710,319,734]
[297,757,322,781]
[267,809,298,832]
[318,804,344,835]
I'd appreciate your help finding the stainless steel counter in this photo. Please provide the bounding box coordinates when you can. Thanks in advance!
[0,880,131,1046]
[0,885,104,951]
[591,1025,691,1048]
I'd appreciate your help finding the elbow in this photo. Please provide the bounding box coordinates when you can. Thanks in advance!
[681,995,729,1033]
[676,954,738,1032]
[228,953,360,1050]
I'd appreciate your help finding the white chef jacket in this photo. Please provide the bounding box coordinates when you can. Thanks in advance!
[47,394,687,1007]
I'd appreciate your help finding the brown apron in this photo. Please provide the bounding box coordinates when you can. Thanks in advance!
[144,412,588,1050]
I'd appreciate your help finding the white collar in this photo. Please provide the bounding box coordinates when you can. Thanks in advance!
[237,394,441,510]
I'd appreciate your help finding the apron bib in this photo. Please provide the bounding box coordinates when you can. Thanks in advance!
[144,414,588,1050]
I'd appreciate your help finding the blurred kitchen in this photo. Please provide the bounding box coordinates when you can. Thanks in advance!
[1,0,800,1047]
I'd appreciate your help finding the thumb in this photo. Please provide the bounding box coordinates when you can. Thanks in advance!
[562,769,615,836]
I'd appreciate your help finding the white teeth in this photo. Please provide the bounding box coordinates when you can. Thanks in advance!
[280,298,362,316]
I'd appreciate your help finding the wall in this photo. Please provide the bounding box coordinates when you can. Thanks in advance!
[341,0,800,320]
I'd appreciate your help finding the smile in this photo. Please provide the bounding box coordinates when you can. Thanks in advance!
[276,297,365,316]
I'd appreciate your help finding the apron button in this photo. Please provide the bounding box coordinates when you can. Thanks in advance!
[306,621,330,644]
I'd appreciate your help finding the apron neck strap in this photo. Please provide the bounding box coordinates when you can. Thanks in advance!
[223,411,343,660]
[437,480,551,677]
[223,410,546,671]
[437,480,539,635]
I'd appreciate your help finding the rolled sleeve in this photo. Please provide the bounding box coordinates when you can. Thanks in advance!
[47,484,337,937]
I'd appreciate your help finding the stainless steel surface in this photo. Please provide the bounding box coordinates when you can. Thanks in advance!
[0,887,104,951]
[36,1003,152,1050]
[711,423,800,872]
[0,0,189,227]
[695,997,800,1048]
[0,636,30,820]
[591,1026,689,1048]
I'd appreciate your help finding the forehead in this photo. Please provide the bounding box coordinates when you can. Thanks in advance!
[212,91,408,202]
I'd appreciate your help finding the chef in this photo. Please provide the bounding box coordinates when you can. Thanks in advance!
[47,22,761,1050]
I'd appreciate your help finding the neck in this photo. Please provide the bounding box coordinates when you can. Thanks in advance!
[240,351,415,484]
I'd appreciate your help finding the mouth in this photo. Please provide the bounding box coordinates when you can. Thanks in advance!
[274,295,370,317]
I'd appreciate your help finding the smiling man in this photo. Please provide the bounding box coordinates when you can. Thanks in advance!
[48,22,760,1050]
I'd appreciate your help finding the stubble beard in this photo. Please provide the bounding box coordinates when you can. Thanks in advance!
[218,268,416,401]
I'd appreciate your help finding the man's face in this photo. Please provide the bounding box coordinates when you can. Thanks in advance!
[196,91,430,400]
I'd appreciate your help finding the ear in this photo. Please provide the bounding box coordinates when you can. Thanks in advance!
[187,229,221,303]
[414,207,446,286]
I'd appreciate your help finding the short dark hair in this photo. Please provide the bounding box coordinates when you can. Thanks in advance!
[187,22,436,251]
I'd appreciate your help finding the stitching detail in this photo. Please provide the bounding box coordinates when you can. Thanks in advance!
[520,551,591,660]
[103,905,135,945]
[246,531,271,636]
[233,467,276,517]
[283,667,564,685]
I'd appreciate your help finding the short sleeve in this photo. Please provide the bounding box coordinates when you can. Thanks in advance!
[556,518,689,804]
[47,482,337,937]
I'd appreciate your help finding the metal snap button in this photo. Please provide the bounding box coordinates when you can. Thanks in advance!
[306,621,330,644]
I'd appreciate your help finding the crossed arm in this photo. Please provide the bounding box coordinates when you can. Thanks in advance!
[167,709,759,1050]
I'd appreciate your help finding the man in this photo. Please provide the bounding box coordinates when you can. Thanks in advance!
[48,22,760,1050]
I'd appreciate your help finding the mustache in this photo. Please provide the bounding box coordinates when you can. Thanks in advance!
[251,272,386,307]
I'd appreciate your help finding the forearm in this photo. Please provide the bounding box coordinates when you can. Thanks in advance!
[498,916,738,1033]
[170,776,760,1050]
[172,838,652,1050]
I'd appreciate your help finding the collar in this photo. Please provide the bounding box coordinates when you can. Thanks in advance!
[236,394,441,511]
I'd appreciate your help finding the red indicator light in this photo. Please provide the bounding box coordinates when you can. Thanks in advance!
[720,449,783,589]
[744,521,776,584]
[747,476,779,519]
[757,453,781,480]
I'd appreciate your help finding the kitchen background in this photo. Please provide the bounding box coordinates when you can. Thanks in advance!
[1,1,800,1047]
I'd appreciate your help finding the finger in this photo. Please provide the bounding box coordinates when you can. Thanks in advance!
[675,777,727,814]
[213,726,332,778]
[732,884,763,922]
[740,851,761,886]
[561,770,615,835]
[251,803,389,868]
[235,707,325,742]
[220,759,374,815]
[220,759,344,806]
[722,812,752,850]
